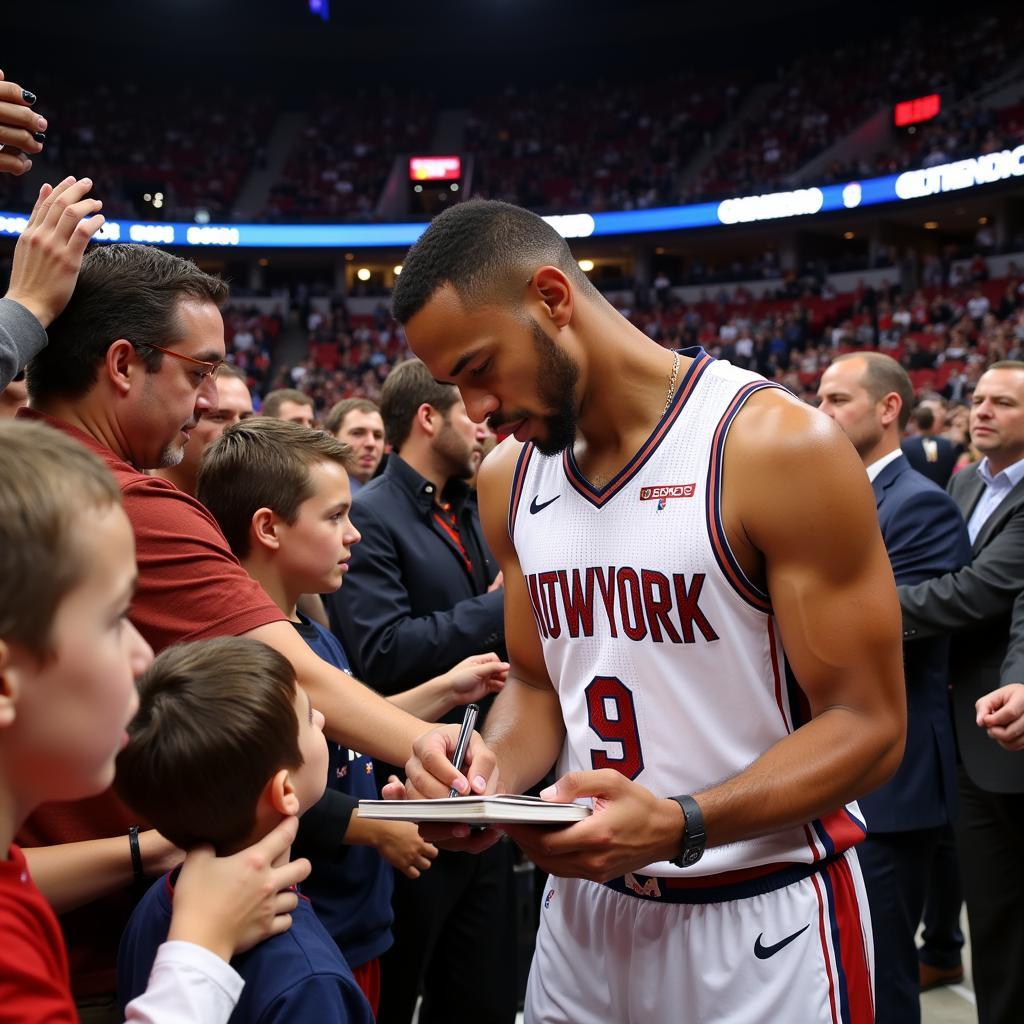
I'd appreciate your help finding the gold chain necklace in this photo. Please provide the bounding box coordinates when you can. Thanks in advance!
[663,352,681,414]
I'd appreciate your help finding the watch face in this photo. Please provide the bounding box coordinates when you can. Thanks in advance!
[683,848,703,866]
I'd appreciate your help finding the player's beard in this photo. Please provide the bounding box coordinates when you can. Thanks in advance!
[528,318,579,457]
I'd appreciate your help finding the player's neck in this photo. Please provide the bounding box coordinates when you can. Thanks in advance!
[576,307,684,453]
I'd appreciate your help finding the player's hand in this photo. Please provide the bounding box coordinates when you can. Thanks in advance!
[498,770,684,883]
[372,820,439,878]
[976,683,1024,751]
[435,653,509,706]
[0,71,46,175]
[402,723,500,798]
[167,815,310,961]
[5,176,105,329]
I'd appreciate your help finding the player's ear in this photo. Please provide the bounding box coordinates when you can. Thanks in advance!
[267,768,301,817]
[531,266,574,329]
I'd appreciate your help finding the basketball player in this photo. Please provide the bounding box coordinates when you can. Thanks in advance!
[389,200,905,1024]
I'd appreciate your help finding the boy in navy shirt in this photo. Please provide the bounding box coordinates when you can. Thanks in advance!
[196,418,507,1011]
[116,636,374,1024]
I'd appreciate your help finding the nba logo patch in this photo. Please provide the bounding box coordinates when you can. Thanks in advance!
[544,888,555,910]
[640,483,696,511]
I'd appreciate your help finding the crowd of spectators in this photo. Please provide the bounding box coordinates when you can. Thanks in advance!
[262,90,435,222]
[616,258,1024,416]
[2,7,1023,227]
[0,79,275,222]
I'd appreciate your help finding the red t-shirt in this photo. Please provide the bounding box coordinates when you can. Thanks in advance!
[15,408,286,996]
[0,844,76,1022]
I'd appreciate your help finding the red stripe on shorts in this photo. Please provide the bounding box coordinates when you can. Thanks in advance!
[826,857,874,1024]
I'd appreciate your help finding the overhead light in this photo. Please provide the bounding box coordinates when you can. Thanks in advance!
[450,183,459,191]
[578,259,595,272]
[923,221,939,230]
[979,216,989,225]
[843,231,855,240]
[393,265,403,275]
[413,184,423,193]
[356,268,371,282]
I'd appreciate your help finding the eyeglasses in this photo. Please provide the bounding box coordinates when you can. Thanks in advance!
[132,341,225,382]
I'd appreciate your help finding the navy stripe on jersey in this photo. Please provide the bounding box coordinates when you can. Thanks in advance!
[562,349,713,510]
[507,442,536,542]
[705,380,787,612]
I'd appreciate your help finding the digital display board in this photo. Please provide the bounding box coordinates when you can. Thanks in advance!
[894,93,941,127]
[409,156,462,181]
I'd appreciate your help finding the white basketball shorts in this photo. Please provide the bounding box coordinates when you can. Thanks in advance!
[525,849,874,1024]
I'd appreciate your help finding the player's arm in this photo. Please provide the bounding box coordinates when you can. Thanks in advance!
[690,393,906,845]
[402,441,565,801]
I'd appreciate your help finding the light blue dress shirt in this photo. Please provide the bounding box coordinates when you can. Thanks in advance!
[966,455,1024,543]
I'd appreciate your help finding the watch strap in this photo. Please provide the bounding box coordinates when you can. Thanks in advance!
[667,794,706,867]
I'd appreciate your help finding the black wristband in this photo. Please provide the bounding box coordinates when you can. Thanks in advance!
[667,794,706,868]
[128,826,144,885]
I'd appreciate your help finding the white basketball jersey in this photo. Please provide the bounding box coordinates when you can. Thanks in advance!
[509,349,865,881]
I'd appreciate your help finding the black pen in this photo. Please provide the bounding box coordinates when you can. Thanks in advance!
[448,703,480,798]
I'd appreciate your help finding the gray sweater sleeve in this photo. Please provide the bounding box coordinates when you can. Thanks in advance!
[0,297,47,390]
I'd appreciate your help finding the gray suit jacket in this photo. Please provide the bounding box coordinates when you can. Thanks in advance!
[900,463,1024,793]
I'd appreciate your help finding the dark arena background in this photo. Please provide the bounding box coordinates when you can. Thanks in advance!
[3,2,1022,1021]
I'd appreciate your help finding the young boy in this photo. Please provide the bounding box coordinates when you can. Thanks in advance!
[116,636,374,1024]
[196,418,506,1012]
[0,419,308,1022]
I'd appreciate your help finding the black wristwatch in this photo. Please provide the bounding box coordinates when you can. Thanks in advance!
[667,794,706,867]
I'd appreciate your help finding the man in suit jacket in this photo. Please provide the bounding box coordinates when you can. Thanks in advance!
[819,354,971,1024]
[899,361,1024,1024]
[327,359,517,1024]
[901,404,962,488]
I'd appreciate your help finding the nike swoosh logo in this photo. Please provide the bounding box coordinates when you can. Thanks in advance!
[754,923,810,959]
[530,495,560,514]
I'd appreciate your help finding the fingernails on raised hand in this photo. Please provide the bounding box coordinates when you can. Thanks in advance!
[22,89,36,105]
[36,116,46,132]
[32,132,45,144]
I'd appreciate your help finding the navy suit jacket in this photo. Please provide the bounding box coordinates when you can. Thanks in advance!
[326,454,505,701]
[858,455,971,832]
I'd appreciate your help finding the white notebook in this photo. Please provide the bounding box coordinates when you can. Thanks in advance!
[357,794,591,825]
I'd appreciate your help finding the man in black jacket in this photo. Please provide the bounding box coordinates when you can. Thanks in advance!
[328,358,515,1024]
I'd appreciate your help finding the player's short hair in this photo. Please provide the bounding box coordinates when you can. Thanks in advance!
[116,637,302,854]
[197,417,352,560]
[324,398,381,436]
[391,198,600,324]
[28,244,228,402]
[261,388,314,418]
[834,352,916,431]
[0,420,121,657]
[380,358,460,451]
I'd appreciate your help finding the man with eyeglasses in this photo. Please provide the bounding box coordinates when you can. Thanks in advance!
[17,243,492,1022]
